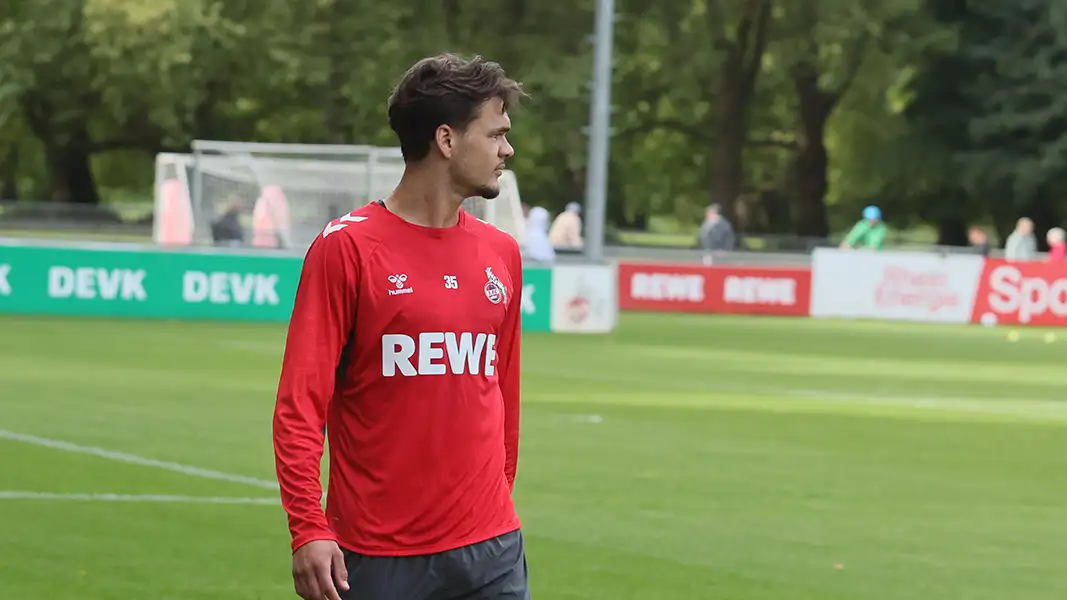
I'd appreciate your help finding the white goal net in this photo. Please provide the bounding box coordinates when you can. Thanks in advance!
[152,140,526,251]
[461,170,526,246]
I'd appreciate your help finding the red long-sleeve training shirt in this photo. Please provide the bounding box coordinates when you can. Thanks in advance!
[273,202,523,556]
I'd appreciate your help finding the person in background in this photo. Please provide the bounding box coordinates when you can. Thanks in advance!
[1046,227,1066,262]
[968,226,990,257]
[840,205,887,251]
[522,206,556,262]
[211,198,245,247]
[548,201,583,249]
[1005,217,1038,261]
[699,203,736,265]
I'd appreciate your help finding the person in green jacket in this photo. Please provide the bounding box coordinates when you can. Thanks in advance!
[840,205,887,250]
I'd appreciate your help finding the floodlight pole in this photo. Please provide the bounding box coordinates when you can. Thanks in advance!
[583,0,615,263]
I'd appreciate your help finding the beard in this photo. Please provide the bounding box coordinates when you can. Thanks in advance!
[475,182,500,199]
[450,162,501,200]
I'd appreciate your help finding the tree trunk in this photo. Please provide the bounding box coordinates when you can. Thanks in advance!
[0,149,17,201]
[707,0,772,230]
[710,90,746,225]
[758,188,791,233]
[0,178,14,202]
[442,0,462,44]
[792,62,832,238]
[792,133,830,237]
[936,214,968,246]
[45,129,99,205]
[607,191,629,228]
[323,0,354,144]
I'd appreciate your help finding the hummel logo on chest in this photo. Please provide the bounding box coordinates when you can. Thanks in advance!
[387,274,413,296]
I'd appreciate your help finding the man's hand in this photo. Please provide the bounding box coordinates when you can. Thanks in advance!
[292,539,350,600]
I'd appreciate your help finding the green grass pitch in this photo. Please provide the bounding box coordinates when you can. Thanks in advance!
[1,312,1065,599]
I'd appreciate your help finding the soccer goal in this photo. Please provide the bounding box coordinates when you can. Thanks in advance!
[152,140,526,251]
[461,170,526,246]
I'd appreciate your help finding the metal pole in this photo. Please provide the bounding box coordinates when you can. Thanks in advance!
[191,147,205,245]
[583,0,615,263]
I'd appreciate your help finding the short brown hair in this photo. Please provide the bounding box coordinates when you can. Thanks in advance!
[387,54,524,162]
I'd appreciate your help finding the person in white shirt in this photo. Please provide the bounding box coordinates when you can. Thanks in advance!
[522,206,556,263]
[548,202,584,249]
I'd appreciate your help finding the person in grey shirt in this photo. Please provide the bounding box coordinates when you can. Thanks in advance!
[700,203,736,264]
[1004,217,1038,261]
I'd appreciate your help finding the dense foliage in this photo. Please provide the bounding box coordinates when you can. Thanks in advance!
[1,0,1064,244]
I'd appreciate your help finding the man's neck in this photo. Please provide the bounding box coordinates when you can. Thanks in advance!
[384,167,465,228]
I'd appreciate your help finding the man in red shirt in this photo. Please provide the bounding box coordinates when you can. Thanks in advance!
[272,54,528,600]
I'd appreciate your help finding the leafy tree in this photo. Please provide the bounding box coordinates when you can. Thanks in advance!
[960,0,1067,242]
[894,0,1067,245]
[612,0,774,231]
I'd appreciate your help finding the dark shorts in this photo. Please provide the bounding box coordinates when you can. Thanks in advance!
[340,530,530,600]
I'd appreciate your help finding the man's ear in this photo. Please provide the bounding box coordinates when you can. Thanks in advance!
[434,125,455,159]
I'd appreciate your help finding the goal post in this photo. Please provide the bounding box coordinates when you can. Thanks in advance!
[189,141,406,250]
[153,141,527,251]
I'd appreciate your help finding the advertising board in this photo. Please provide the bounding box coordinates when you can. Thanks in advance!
[618,262,811,317]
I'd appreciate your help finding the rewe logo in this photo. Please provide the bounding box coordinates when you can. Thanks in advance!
[985,264,1067,324]
[382,332,498,377]
[619,263,811,316]
[48,266,147,301]
[183,271,280,305]
[630,272,705,302]
[0,264,10,296]
[723,276,796,306]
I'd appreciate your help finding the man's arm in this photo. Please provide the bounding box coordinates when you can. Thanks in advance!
[273,230,360,552]
[841,221,869,248]
[720,221,737,250]
[498,249,524,491]
[698,222,712,252]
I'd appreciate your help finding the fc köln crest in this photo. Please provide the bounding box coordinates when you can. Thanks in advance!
[484,267,507,305]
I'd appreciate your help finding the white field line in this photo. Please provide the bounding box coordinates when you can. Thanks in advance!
[525,368,1067,422]
[0,491,278,505]
[0,429,279,490]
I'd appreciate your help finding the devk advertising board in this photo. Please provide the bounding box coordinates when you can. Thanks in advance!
[971,259,1067,326]
[617,262,811,316]
[810,249,985,323]
[0,240,567,332]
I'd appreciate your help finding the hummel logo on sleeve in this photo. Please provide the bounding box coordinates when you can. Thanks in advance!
[321,214,368,238]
